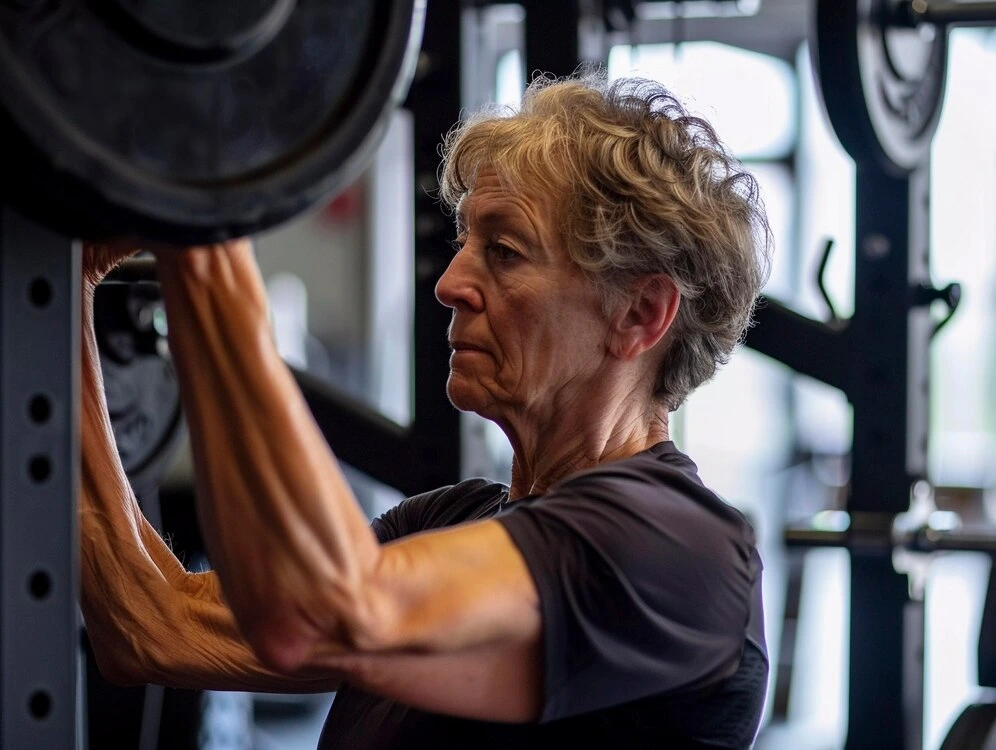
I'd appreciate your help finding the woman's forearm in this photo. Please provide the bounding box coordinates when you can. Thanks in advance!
[79,306,192,682]
[152,242,385,671]
[81,306,343,692]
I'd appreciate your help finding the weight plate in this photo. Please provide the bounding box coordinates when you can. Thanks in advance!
[0,0,424,243]
[813,0,948,173]
[95,283,184,490]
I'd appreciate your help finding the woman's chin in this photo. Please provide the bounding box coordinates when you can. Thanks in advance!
[445,377,494,416]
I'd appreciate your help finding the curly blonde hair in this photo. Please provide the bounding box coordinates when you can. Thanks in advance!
[439,73,772,411]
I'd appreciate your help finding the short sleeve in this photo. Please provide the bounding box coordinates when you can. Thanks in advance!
[370,491,436,543]
[496,467,756,722]
[371,478,507,543]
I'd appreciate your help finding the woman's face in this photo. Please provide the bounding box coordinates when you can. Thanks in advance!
[434,171,612,426]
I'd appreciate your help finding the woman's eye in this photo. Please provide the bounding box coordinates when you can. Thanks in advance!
[489,243,519,262]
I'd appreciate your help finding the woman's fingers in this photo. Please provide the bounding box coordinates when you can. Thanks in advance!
[81,239,143,288]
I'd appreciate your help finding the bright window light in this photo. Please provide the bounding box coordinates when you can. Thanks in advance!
[608,41,797,160]
[496,48,525,108]
[635,0,761,20]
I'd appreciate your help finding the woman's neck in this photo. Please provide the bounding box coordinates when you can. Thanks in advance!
[504,403,669,500]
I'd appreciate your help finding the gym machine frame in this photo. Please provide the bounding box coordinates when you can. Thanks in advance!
[748,164,939,750]
[0,212,80,748]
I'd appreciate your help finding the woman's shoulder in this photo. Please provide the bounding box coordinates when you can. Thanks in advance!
[536,441,757,546]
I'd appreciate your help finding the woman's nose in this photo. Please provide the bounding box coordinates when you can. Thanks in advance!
[435,248,485,312]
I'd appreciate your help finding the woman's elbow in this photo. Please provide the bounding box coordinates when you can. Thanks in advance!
[244,587,401,671]
[86,631,154,687]
[97,659,149,688]
[246,621,320,673]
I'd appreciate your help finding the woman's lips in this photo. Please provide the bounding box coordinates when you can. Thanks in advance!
[449,340,487,353]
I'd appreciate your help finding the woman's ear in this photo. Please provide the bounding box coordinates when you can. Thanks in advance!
[607,274,680,361]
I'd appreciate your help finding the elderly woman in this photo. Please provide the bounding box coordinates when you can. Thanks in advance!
[81,74,771,749]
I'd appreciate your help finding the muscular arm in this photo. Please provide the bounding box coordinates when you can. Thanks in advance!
[80,287,341,693]
[87,244,543,721]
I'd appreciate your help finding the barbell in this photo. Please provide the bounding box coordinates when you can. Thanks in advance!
[3,0,995,241]
[816,0,996,175]
[0,0,424,244]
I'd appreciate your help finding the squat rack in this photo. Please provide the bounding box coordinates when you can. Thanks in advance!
[0,214,80,747]
[0,1,467,747]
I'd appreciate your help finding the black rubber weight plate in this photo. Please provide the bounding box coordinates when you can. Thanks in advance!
[94,282,184,487]
[0,0,423,243]
[813,0,947,174]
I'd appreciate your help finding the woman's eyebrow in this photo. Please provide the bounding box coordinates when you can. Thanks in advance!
[470,206,541,244]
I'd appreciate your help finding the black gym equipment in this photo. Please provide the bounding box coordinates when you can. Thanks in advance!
[813,0,996,175]
[0,209,80,750]
[94,280,183,491]
[896,1,996,27]
[982,569,996,689]
[814,0,949,174]
[0,0,424,244]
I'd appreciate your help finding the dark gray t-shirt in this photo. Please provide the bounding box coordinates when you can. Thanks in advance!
[319,442,768,749]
